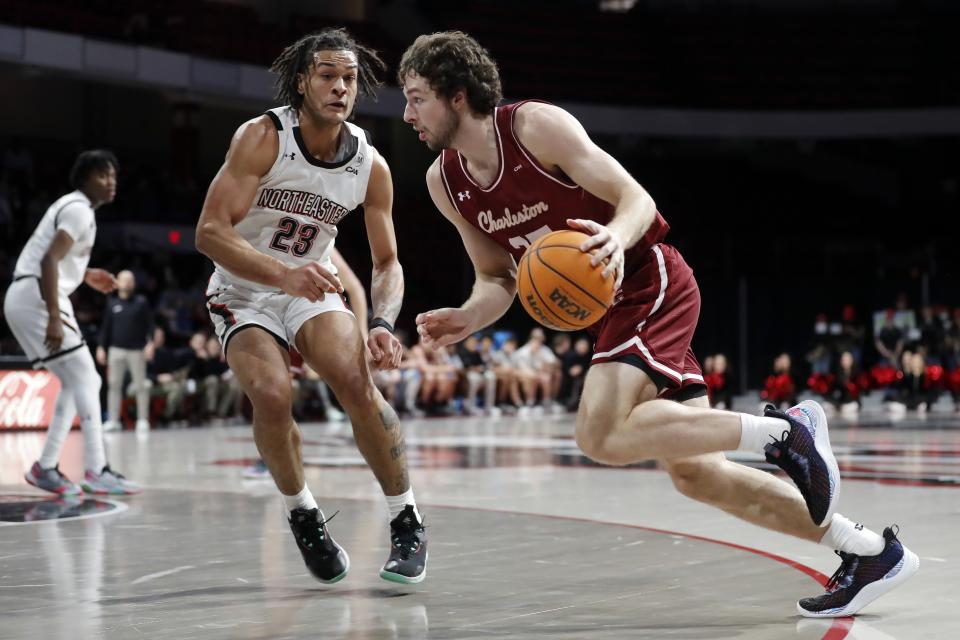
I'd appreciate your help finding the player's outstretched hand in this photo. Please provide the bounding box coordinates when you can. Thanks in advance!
[281,262,343,302]
[566,218,625,290]
[415,308,471,349]
[84,268,118,294]
[368,328,402,370]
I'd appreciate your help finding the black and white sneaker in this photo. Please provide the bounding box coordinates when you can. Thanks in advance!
[288,507,350,584]
[379,505,427,584]
[798,526,919,617]
[763,400,840,526]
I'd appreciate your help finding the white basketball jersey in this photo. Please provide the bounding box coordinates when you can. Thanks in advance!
[13,190,96,295]
[211,106,374,292]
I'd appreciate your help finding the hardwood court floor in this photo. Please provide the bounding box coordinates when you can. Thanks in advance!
[1,411,956,639]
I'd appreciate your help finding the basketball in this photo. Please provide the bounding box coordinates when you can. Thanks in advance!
[517,230,616,331]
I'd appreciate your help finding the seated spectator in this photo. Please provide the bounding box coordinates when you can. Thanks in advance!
[198,336,241,420]
[457,334,497,415]
[917,305,945,365]
[875,309,904,367]
[413,340,460,415]
[394,331,425,417]
[885,350,937,414]
[827,351,867,416]
[513,328,560,414]
[945,308,960,371]
[560,336,592,410]
[761,352,797,409]
[704,353,733,410]
[480,334,519,413]
[147,326,195,425]
[551,333,572,403]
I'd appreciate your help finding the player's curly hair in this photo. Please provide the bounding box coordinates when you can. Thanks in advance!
[69,150,118,189]
[270,28,385,110]
[397,31,502,115]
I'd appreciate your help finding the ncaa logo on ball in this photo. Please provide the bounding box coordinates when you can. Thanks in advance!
[549,287,591,322]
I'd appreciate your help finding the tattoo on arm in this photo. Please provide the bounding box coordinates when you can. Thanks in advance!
[371,262,404,326]
[390,441,407,460]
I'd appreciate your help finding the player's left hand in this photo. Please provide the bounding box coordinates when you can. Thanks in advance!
[367,327,403,370]
[566,218,625,290]
[85,268,118,294]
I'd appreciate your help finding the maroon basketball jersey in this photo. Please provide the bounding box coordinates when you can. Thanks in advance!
[438,100,669,277]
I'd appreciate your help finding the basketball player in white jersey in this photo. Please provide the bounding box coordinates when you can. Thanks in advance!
[195,28,426,584]
[4,150,142,496]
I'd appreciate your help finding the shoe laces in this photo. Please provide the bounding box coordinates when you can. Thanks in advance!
[826,550,858,591]
[294,509,339,548]
[766,428,812,478]
[391,513,424,560]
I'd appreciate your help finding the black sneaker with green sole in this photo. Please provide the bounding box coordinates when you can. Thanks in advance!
[288,507,350,584]
[379,505,427,584]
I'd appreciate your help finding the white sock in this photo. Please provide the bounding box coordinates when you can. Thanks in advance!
[38,389,76,469]
[46,352,107,473]
[385,488,421,523]
[821,514,886,556]
[737,413,790,453]
[281,484,319,513]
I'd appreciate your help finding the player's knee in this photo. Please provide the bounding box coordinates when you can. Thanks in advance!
[666,458,718,500]
[575,414,631,466]
[246,376,291,415]
[328,372,377,412]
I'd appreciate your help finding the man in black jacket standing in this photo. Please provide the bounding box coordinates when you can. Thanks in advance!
[97,270,153,431]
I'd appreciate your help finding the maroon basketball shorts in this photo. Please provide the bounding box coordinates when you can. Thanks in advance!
[589,243,705,400]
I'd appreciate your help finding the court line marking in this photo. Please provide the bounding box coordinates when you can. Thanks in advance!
[0,493,129,527]
[129,486,855,640]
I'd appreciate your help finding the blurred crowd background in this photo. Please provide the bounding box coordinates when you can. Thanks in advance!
[1,0,957,427]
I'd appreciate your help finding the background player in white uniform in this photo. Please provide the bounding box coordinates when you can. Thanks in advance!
[4,150,142,496]
[195,28,427,585]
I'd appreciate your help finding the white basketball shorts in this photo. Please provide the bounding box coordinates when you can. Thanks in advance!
[3,276,87,368]
[205,279,353,353]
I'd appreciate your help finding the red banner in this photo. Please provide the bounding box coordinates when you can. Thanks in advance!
[0,370,63,429]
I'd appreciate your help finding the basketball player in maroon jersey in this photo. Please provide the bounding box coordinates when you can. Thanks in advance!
[398,32,916,617]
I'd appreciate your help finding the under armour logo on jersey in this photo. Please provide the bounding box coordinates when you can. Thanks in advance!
[285,152,296,160]
[855,523,864,531]
[458,191,471,201]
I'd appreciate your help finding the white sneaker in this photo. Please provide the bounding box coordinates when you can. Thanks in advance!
[102,420,121,432]
[135,419,150,432]
[82,466,142,495]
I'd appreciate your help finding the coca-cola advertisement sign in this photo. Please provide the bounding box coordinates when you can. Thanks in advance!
[0,370,62,429]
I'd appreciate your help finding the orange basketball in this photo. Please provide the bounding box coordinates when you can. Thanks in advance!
[517,230,616,331]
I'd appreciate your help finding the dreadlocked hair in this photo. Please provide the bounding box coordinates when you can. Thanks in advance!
[270,28,386,110]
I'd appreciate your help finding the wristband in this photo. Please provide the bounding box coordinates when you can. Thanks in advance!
[369,317,394,333]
